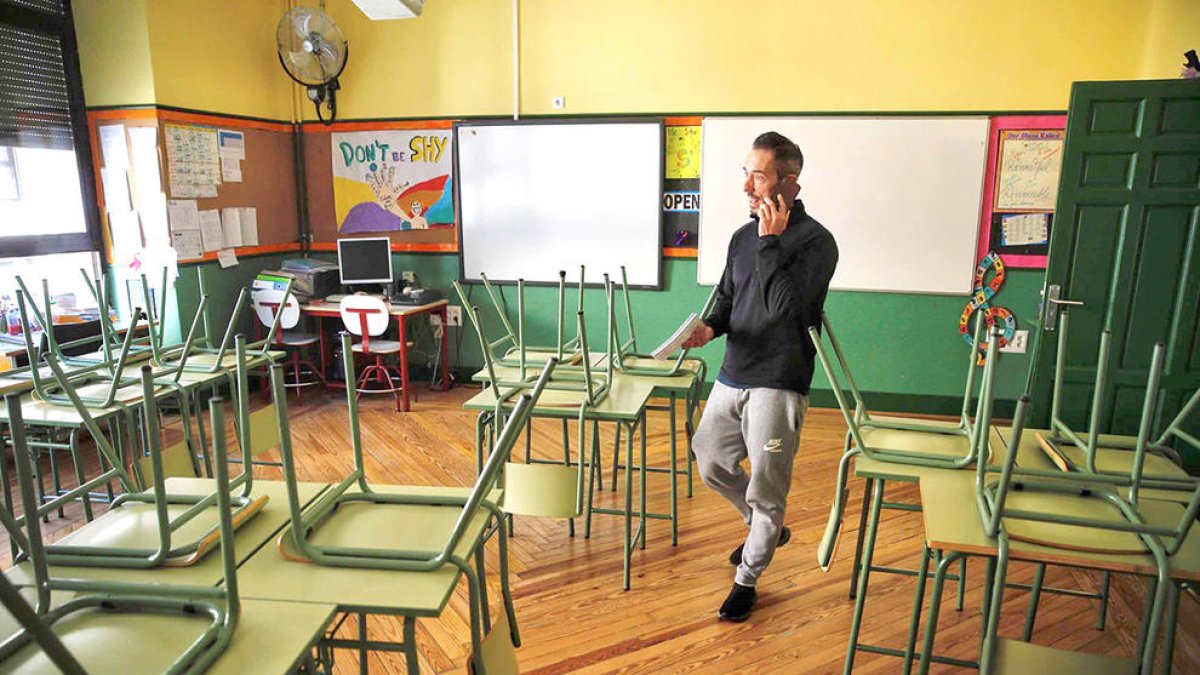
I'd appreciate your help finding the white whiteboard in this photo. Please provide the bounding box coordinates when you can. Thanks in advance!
[456,121,662,287]
[698,117,989,294]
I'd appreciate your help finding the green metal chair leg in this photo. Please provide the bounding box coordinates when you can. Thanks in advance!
[669,392,678,546]
[956,557,967,611]
[623,418,634,591]
[902,544,932,672]
[1022,563,1046,641]
[475,545,491,631]
[844,478,884,675]
[1162,580,1180,674]
[639,412,647,551]
[611,423,622,492]
[1096,571,1111,630]
[917,551,964,675]
[979,536,1011,675]
[403,616,418,675]
[849,477,873,599]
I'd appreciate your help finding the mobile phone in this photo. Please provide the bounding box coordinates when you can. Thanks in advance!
[775,176,800,204]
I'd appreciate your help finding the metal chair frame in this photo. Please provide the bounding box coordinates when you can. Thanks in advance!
[0,389,240,674]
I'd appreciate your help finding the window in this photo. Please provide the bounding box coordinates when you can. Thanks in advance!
[0,0,101,257]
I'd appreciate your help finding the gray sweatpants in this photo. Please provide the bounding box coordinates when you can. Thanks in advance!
[693,381,808,586]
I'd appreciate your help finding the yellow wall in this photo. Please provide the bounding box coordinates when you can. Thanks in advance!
[306,0,513,120]
[311,0,1175,120]
[72,0,156,107]
[143,0,294,120]
[1140,0,1200,78]
[73,0,1196,119]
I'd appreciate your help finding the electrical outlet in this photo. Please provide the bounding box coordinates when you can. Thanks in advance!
[552,96,565,110]
[447,305,462,326]
[401,271,416,283]
[1000,329,1029,354]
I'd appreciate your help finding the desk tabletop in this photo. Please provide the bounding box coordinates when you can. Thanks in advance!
[0,595,335,675]
[237,485,493,616]
[998,425,1193,505]
[853,420,1004,482]
[920,470,1200,580]
[6,479,327,588]
[462,371,655,421]
[300,298,448,318]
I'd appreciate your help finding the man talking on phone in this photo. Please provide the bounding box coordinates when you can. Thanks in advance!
[682,131,838,621]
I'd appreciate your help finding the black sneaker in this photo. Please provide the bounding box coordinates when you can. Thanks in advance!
[718,582,757,622]
[729,526,791,566]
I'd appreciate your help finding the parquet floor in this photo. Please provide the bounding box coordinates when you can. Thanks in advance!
[6,384,1198,673]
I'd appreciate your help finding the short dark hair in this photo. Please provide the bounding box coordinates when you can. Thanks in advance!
[752,131,803,178]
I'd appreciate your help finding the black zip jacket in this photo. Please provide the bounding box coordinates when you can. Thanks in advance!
[704,199,838,394]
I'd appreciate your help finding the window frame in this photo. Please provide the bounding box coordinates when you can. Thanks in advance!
[0,0,103,257]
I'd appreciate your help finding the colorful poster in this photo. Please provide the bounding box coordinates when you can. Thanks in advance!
[331,130,455,234]
[665,126,701,179]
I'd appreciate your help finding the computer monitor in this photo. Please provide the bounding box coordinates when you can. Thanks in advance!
[337,237,393,286]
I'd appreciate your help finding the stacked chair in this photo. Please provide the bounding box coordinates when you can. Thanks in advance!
[0,378,242,672]
[270,347,555,674]
[959,312,1200,674]
[455,275,614,527]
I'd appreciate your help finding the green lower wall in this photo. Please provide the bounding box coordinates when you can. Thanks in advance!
[157,252,1044,415]
[377,254,1046,415]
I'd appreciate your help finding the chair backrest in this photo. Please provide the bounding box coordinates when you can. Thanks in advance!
[252,289,300,332]
[339,295,390,337]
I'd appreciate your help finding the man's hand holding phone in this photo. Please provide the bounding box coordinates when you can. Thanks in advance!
[757,178,796,238]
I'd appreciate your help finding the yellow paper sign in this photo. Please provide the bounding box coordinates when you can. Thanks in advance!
[665,126,701,179]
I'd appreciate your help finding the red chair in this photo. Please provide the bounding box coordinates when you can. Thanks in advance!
[339,295,413,412]
[252,288,324,403]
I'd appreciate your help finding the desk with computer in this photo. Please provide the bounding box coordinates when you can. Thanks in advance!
[325,237,441,306]
[280,238,450,412]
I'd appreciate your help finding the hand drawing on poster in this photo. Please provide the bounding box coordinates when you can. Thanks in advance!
[331,130,455,234]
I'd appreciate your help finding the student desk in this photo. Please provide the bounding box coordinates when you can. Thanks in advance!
[235,484,503,672]
[462,372,659,589]
[916,467,1200,674]
[299,299,451,412]
[5,478,328,588]
[0,479,337,673]
[844,423,1006,672]
[0,595,337,675]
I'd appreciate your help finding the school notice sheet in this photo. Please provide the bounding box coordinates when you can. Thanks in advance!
[652,313,702,360]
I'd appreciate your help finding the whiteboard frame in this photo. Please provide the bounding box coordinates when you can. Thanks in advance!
[697,115,989,295]
[453,118,664,290]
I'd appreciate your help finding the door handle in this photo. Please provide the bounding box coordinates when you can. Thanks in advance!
[1042,285,1083,331]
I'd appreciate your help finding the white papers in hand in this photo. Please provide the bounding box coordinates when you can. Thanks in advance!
[652,313,701,361]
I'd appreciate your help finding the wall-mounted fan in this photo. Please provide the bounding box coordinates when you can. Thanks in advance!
[276,6,348,124]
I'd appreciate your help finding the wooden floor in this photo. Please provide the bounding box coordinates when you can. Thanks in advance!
[7,384,1199,673]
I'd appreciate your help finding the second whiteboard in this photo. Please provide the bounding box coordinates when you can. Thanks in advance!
[698,116,989,294]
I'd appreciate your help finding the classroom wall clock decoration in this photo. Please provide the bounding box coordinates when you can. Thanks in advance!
[276,6,349,124]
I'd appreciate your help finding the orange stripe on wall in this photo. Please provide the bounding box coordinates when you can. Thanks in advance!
[302,119,455,133]
[156,109,292,133]
[663,247,698,258]
[665,116,702,127]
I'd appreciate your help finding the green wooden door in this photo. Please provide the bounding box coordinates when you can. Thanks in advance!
[1029,79,1200,468]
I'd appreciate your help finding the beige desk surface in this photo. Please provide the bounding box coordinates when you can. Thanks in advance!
[853,420,1004,482]
[920,470,1200,581]
[475,356,701,394]
[998,425,1193,504]
[6,479,327,588]
[237,485,495,616]
[463,371,655,422]
[0,596,335,675]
